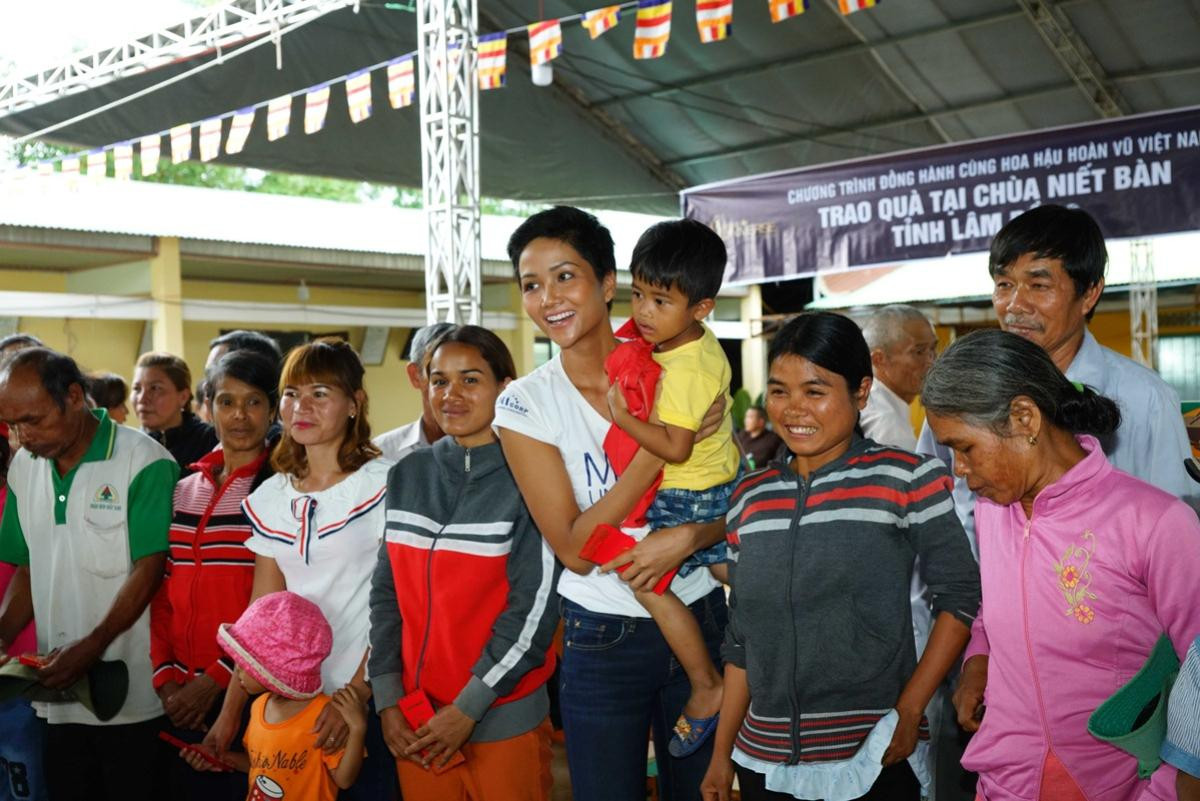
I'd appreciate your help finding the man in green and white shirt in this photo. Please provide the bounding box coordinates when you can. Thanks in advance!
[0,348,177,799]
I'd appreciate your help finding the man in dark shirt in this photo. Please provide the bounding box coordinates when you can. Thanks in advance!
[733,406,783,470]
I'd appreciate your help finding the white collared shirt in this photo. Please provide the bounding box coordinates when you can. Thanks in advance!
[374,417,431,463]
[860,378,918,451]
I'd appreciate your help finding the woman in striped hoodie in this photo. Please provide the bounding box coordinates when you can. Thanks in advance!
[701,313,980,801]
[369,325,561,801]
[152,349,278,799]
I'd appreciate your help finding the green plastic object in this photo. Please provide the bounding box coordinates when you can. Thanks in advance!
[1087,634,1179,778]
[0,658,129,722]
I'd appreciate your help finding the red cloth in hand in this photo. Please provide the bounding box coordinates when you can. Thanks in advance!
[603,319,663,528]
[578,524,677,596]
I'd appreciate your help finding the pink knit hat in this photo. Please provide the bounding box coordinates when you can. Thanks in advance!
[217,591,332,700]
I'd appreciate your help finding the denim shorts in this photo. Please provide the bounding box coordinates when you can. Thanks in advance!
[644,471,741,577]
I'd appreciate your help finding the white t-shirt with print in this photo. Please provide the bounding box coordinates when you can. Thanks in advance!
[243,457,392,692]
[494,355,719,618]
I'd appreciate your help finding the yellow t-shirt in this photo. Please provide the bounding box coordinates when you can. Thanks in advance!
[244,694,343,801]
[652,325,740,491]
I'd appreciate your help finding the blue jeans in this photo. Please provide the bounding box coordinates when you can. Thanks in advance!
[0,698,45,801]
[560,588,728,801]
[644,473,740,577]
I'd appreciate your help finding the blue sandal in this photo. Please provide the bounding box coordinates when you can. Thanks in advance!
[667,711,719,758]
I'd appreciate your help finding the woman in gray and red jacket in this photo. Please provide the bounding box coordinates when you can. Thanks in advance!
[368,325,561,801]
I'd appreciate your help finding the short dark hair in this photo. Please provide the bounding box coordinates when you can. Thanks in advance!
[768,313,872,396]
[86,372,128,410]
[427,325,517,383]
[922,328,1120,438]
[0,333,44,354]
[209,330,283,366]
[989,204,1107,309]
[506,206,616,284]
[630,219,726,305]
[1,347,87,411]
[206,350,281,409]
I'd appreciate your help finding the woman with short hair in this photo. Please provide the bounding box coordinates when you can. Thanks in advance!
[922,329,1200,801]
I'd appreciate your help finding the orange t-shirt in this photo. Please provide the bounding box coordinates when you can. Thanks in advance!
[243,694,343,801]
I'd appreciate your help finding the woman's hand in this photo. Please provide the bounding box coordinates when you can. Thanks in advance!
[700,755,735,801]
[406,703,476,768]
[695,394,726,442]
[881,705,921,766]
[169,675,222,731]
[312,689,352,753]
[329,687,367,740]
[380,706,424,765]
[953,655,988,733]
[600,525,695,592]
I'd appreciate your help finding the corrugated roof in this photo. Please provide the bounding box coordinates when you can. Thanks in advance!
[0,173,666,265]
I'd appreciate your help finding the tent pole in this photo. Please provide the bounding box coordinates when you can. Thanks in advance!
[418,0,482,325]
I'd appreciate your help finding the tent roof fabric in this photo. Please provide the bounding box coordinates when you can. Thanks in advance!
[2,1,1199,215]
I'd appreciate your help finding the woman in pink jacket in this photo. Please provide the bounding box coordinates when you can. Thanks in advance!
[922,329,1200,801]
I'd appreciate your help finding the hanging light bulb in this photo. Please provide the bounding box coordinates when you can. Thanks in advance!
[531,62,553,87]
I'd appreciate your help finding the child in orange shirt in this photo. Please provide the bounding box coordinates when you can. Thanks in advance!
[181,591,366,800]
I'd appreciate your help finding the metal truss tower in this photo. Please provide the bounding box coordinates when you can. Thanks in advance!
[1129,240,1158,369]
[0,0,344,117]
[417,0,481,324]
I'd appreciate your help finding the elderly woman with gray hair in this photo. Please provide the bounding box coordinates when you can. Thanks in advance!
[922,329,1200,801]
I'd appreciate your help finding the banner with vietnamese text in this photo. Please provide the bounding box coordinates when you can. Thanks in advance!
[682,105,1200,284]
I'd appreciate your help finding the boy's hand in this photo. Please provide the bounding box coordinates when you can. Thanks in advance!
[607,382,631,422]
[380,706,425,765]
[406,703,475,768]
[330,687,367,738]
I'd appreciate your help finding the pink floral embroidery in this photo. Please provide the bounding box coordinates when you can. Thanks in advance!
[1054,530,1097,624]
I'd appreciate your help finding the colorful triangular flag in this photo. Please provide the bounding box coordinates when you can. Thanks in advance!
[634,0,672,59]
[199,118,222,162]
[345,70,373,123]
[697,0,732,42]
[86,149,107,179]
[527,20,563,66]
[581,6,621,39]
[226,108,255,154]
[388,56,416,109]
[304,85,330,135]
[769,0,809,22]
[140,134,161,176]
[478,32,507,90]
[170,124,192,164]
[838,0,878,12]
[114,143,134,180]
[61,156,80,176]
[267,96,292,142]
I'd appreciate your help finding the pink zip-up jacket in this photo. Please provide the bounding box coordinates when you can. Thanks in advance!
[963,436,1200,801]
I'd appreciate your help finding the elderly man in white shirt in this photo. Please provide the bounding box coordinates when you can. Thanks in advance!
[860,305,938,451]
[374,321,455,462]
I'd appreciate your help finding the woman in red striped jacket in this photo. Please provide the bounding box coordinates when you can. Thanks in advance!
[701,313,980,801]
[151,349,278,800]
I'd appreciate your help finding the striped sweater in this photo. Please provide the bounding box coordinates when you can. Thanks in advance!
[723,438,980,765]
[150,448,272,690]
[368,438,561,743]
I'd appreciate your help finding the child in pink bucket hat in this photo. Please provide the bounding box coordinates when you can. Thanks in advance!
[180,591,366,800]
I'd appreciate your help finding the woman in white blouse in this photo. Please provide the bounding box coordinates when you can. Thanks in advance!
[201,337,395,800]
